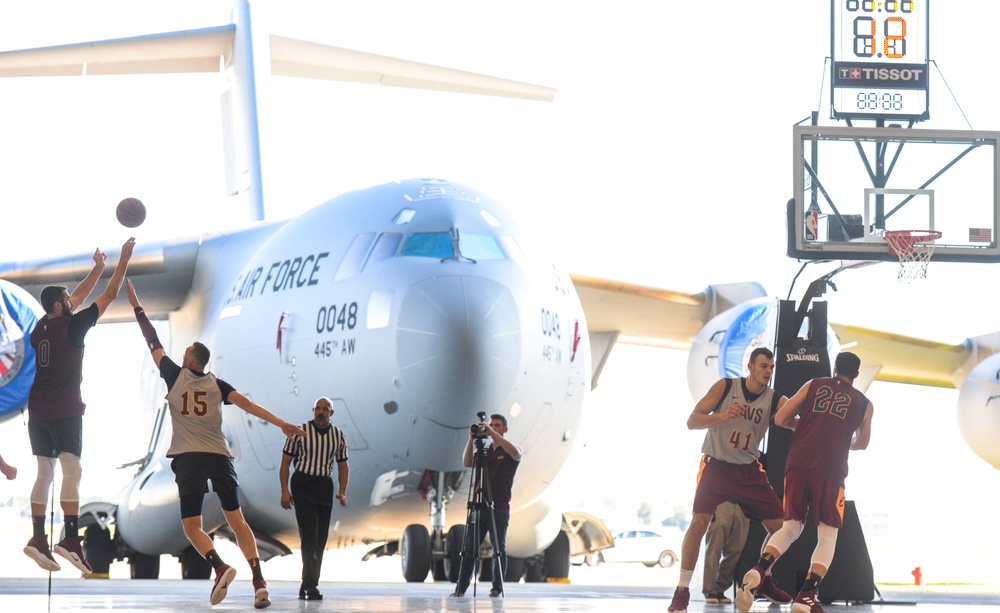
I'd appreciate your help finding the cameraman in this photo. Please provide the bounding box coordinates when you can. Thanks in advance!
[451,414,522,598]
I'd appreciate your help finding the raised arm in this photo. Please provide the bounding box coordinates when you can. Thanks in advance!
[127,279,165,368]
[227,391,307,439]
[68,248,107,310]
[93,237,136,317]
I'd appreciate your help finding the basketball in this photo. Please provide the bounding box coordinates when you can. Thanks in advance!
[116,197,146,228]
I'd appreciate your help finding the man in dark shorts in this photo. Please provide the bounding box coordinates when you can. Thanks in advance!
[668,347,793,613]
[127,280,305,608]
[23,239,134,575]
[737,352,874,613]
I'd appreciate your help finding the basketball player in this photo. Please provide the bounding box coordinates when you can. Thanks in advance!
[668,347,793,613]
[23,238,134,575]
[127,280,306,608]
[737,351,874,613]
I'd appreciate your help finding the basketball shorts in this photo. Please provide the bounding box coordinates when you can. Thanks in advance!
[170,452,239,498]
[782,467,846,528]
[692,455,783,521]
[28,415,83,458]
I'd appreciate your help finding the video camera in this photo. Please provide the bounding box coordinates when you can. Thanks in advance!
[469,411,489,437]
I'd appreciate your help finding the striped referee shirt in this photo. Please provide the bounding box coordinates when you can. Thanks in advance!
[282,421,348,477]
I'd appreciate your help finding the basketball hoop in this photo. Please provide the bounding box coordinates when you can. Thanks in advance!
[882,230,942,282]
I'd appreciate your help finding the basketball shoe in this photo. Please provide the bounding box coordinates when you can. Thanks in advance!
[253,579,271,608]
[792,589,825,613]
[756,574,793,604]
[736,565,763,612]
[54,536,93,575]
[210,564,237,605]
[23,536,61,572]
[667,586,690,612]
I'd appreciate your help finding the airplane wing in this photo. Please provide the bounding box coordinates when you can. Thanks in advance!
[571,275,768,386]
[0,239,202,323]
[571,274,1000,392]
[831,324,1000,389]
[0,26,556,101]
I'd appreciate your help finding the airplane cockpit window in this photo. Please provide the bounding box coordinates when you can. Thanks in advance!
[402,233,454,258]
[393,208,416,224]
[363,233,403,272]
[461,233,504,260]
[334,232,376,281]
[401,232,506,261]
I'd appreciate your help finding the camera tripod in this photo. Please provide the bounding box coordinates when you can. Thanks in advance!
[454,432,505,597]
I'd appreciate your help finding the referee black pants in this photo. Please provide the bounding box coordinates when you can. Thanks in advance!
[291,471,334,590]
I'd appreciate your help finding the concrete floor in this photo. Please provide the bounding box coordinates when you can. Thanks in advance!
[3,578,1000,613]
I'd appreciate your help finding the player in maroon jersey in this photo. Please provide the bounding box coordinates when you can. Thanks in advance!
[736,352,874,613]
[23,238,135,575]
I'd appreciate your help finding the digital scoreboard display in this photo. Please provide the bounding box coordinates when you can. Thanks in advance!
[831,0,929,121]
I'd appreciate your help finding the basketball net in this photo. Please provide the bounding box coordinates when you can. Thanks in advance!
[882,230,941,282]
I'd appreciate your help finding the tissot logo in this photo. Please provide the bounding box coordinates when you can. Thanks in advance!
[833,62,928,88]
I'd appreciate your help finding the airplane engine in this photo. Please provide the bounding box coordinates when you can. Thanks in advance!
[0,279,44,422]
[686,297,840,401]
[956,354,1000,470]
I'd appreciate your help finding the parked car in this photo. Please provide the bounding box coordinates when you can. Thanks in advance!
[585,528,680,568]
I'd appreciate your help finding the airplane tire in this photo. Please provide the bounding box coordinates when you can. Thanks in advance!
[657,550,677,568]
[129,552,160,579]
[444,525,465,582]
[401,524,431,583]
[505,556,525,583]
[180,546,212,579]
[83,526,113,576]
[543,530,570,580]
[525,560,545,583]
[584,552,603,567]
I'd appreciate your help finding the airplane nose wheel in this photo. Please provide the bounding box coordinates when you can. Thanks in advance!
[401,524,431,582]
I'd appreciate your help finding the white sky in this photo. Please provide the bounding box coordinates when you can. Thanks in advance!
[0,0,999,584]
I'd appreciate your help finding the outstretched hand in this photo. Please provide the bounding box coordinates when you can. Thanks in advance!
[92,248,107,267]
[120,237,136,262]
[125,279,140,308]
[282,422,307,439]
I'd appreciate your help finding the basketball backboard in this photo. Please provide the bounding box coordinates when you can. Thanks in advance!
[789,125,1000,263]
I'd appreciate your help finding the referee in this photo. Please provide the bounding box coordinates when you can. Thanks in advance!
[279,397,349,601]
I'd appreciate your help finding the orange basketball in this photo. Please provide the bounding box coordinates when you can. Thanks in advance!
[116,197,146,228]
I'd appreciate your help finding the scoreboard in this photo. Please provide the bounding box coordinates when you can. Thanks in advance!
[831,0,929,121]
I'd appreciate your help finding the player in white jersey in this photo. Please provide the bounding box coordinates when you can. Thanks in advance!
[127,280,305,609]
[668,347,793,613]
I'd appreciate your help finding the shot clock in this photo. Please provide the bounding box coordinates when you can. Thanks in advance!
[831,0,929,121]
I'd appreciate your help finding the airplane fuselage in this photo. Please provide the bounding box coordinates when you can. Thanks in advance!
[114,179,591,558]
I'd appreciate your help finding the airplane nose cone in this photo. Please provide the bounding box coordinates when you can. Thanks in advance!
[397,275,521,424]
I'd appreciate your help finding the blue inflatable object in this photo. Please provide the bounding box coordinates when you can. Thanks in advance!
[0,280,42,422]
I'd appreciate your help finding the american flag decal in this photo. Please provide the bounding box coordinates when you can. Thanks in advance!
[969,228,993,243]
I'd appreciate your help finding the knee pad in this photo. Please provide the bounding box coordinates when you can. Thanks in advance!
[30,457,56,507]
[58,452,83,504]
[813,524,839,571]
[765,520,804,557]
